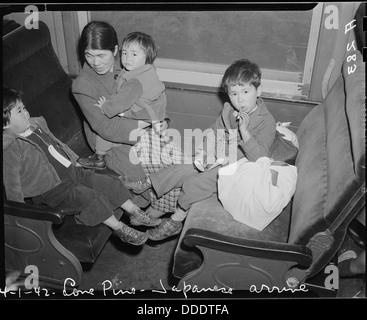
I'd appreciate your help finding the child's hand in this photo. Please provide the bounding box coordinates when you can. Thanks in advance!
[237,110,250,130]
[94,96,107,109]
[194,151,208,171]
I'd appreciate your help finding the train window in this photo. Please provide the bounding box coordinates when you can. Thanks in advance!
[6,3,359,103]
[89,4,323,100]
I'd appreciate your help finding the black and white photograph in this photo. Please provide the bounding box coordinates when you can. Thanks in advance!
[1,1,366,308]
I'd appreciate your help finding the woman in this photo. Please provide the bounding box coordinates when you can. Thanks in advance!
[72,21,186,215]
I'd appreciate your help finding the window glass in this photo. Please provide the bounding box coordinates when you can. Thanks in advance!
[91,10,313,73]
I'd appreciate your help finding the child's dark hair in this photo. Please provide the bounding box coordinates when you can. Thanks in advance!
[122,31,158,64]
[3,86,23,128]
[222,59,262,93]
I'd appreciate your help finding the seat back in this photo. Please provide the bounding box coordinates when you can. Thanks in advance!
[2,21,82,143]
[289,49,365,277]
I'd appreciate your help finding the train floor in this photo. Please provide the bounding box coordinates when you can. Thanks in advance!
[78,227,365,299]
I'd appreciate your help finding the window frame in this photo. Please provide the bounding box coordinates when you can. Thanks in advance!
[78,4,323,100]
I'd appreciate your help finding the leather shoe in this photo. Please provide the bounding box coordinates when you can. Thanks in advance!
[78,153,106,170]
[147,218,182,241]
[128,208,162,227]
[121,176,151,194]
[113,223,148,246]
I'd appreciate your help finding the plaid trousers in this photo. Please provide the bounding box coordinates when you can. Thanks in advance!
[133,127,190,213]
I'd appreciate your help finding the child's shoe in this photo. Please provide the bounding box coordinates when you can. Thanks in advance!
[128,207,162,227]
[121,176,151,194]
[147,218,183,241]
[113,223,148,246]
[78,153,106,170]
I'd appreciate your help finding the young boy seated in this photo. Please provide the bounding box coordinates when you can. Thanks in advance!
[122,58,277,241]
[2,86,162,246]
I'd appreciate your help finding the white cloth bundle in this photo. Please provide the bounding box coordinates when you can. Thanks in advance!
[218,157,297,231]
[276,122,299,149]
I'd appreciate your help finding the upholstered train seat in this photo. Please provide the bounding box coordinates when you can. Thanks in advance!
[172,49,365,291]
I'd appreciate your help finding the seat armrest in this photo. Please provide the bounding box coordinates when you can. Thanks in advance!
[4,200,76,225]
[183,228,313,267]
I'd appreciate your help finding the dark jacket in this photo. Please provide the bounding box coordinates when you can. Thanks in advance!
[3,117,79,202]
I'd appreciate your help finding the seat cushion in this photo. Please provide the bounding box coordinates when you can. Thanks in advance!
[173,195,292,278]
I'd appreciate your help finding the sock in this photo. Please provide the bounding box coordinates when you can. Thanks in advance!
[110,220,123,230]
[171,207,187,222]
[121,200,138,213]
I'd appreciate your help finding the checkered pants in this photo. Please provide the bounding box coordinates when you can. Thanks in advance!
[133,128,190,213]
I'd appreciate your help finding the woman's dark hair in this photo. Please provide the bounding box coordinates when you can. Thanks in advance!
[3,86,23,128]
[78,21,118,63]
